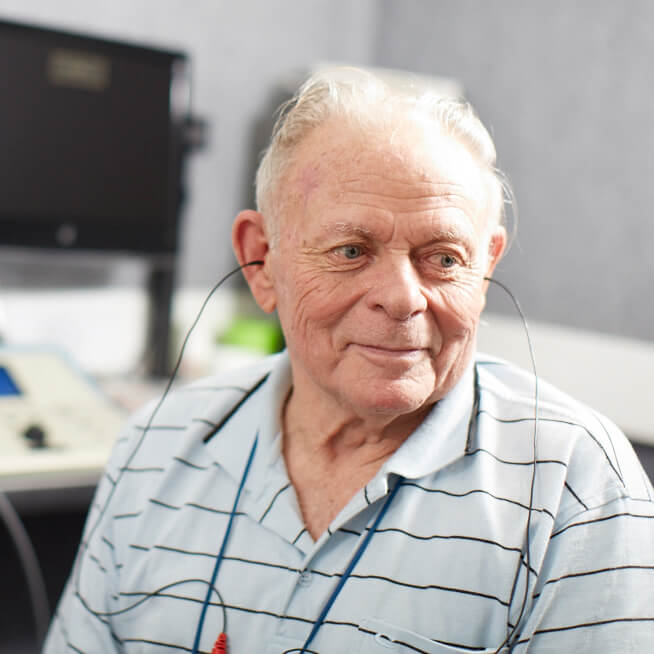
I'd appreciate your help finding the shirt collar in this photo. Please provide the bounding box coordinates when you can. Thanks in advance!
[379,362,475,481]
[202,351,475,490]
[201,351,291,497]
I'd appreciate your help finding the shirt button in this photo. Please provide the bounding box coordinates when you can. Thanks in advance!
[298,570,312,586]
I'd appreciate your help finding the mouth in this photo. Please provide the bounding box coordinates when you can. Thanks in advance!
[350,343,428,359]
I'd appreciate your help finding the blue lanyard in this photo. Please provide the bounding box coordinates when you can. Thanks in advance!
[299,476,403,653]
[192,430,403,654]
[191,434,259,654]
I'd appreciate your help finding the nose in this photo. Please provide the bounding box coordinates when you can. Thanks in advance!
[366,255,428,320]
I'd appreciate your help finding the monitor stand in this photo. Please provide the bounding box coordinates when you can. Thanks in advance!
[146,264,176,378]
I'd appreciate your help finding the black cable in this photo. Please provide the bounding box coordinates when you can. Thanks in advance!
[69,263,539,654]
[484,277,539,653]
[77,577,227,623]
[0,265,258,649]
[74,260,263,620]
[0,488,50,648]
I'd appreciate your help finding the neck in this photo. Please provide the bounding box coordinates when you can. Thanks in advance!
[282,383,431,467]
[280,369,434,539]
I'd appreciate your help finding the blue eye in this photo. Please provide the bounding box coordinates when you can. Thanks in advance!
[339,245,363,259]
[440,254,458,268]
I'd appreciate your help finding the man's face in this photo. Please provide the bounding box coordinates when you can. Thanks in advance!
[259,119,504,420]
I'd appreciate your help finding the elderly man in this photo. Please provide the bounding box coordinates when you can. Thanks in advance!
[45,69,653,653]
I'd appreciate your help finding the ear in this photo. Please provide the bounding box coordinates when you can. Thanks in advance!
[480,224,507,309]
[232,210,277,313]
[485,224,507,278]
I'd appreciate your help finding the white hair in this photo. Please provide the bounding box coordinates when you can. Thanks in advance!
[255,67,515,245]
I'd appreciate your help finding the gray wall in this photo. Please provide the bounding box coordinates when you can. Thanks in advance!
[376,0,654,342]
[1,1,652,343]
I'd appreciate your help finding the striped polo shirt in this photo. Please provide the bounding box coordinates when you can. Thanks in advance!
[45,351,654,653]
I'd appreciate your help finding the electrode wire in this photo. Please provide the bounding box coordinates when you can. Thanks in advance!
[484,276,539,652]
[74,261,264,617]
[64,264,538,654]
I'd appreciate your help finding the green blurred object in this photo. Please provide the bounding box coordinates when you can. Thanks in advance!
[218,317,285,354]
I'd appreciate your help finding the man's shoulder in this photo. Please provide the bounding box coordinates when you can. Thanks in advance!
[140,353,283,425]
[474,352,652,509]
[475,352,606,426]
[109,353,283,465]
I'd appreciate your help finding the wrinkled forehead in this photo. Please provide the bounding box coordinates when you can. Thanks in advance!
[277,118,492,229]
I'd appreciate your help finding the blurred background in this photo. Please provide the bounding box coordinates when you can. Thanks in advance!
[0,1,652,651]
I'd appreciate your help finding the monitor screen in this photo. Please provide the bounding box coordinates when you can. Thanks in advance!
[0,20,187,254]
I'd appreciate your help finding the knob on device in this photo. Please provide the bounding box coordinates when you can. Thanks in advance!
[23,424,47,449]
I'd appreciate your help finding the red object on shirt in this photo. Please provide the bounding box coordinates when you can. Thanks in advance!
[212,632,228,654]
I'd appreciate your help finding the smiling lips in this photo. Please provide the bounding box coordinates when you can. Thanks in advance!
[351,343,428,358]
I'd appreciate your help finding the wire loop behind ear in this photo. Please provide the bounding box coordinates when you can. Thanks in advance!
[76,260,264,609]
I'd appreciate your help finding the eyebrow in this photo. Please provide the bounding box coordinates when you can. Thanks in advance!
[323,220,475,247]
[438,225,473,243]
[320,222,376,240]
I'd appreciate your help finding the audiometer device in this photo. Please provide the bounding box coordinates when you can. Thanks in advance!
[0,348,127,492]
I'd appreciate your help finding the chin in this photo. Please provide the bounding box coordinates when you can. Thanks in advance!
[345,377,438,417]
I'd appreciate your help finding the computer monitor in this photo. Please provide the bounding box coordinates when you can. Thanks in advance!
[0,19,192,375]
[0,19,188,255]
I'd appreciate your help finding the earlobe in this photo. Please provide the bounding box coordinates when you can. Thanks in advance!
[232,210,277,313]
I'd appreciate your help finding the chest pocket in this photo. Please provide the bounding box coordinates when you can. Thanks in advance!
[357,619,507,654]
